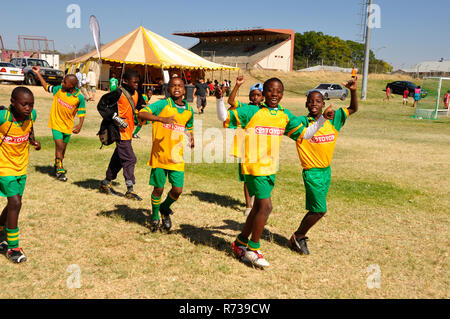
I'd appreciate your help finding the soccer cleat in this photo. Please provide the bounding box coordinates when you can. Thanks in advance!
[56,172,68,182]
[160,208,173,231]
[99,182,113,195]
[231,241,247,260]
[242,250,270,269]
[151,219,160,233]
[289,235,310,255]
[125,191,143,201]
[0,228,6,252]
[6,248,27,263]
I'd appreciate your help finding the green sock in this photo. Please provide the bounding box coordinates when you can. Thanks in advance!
[151,194,161,220]
[133,125,142,135]
[235,234,248,247]
[160,192,178,211]
[248,240,261,251]
[6,227,19,249]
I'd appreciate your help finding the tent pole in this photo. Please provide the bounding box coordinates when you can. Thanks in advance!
[120,62,126,85]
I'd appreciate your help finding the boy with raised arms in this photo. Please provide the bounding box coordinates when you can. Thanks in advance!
[215,78,334,268]
[0,87,41,263]
[289,77,358,255]
[32,66,85,182]
[138,77,194,232]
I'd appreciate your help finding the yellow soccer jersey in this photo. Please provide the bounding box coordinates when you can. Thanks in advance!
[0,107,37,176]
[140,98,194,172]
[225,103,305,176]
[47,84,86,134]
[295,107,349,170]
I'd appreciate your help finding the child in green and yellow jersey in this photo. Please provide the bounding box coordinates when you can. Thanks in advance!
[138,77,194,232]
[289,77,358,255]
[0,87,41,263]
[216,78,334,269]
[227,76,264,216]
[32,66,85,182]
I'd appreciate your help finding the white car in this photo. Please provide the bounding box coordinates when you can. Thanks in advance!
[0,62,24,83]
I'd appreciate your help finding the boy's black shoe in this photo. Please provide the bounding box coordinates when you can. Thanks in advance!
[99,182,113,195]
[289,235,310,255]
[56,172,68,182]
[160,208,173,231]
[7,248,27,263]
[0,228,6,252]
[151,219,160,233]
[125,191,142,201]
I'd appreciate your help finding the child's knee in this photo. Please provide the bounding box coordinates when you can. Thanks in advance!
[8,196,22,211]
[152,188,164,197]
[171,187,183,198]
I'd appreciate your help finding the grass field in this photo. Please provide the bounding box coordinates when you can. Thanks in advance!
[0,71,448,299]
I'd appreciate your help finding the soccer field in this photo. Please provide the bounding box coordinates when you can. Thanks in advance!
[0,71,448,298]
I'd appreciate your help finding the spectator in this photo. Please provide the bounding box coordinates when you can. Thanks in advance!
[403,88,409,105]
[86,66,97,101]
[193,77,209,114]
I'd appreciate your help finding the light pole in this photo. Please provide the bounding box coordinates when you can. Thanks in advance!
[361,0,373,101]
[71,44,77,59]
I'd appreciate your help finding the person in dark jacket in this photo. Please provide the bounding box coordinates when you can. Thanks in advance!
[97,69,146,200]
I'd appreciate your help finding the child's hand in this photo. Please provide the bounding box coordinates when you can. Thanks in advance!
[343,77,357,91]
[72,124,82,134]
[31,140,41,150]
[215,86,224,99]
[323,104,335,120]
[32,66,40,74]
[236,76,245,86]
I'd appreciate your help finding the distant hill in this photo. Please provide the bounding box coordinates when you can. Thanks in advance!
[294,31,392,73]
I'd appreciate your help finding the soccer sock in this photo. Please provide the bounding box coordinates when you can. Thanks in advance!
[160,192,178,211]
[133,125,142,135]
[125,180,134,192]
[6,227,19,249]
[55,158,64,173]
[234,234,249,247]
[151,194,162,220]
[247,240,261,252]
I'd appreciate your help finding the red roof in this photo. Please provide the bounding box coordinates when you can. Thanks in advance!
[173,28,294,38]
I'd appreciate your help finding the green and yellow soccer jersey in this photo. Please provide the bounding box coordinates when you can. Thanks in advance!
[295,107,349,169]
[228,100,247,158]
[0,107,37,176]
[224,103,306,176]
[46,84,85,134]
[139,98,194,172]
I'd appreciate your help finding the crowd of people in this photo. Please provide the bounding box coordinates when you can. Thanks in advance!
[0,68,359,269]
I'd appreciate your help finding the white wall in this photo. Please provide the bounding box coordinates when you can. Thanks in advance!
[39,53,60,69]
[255,40,291,72]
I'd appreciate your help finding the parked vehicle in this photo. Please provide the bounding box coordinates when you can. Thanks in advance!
[9,57,64,85]
[306,83,348,100]
[0,62,24,83]
[385,81,428,98]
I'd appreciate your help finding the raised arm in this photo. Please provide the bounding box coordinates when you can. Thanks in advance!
[215,86,228,122]
[227,76,245,107]
[31,66,49,91]
[343,77,358,115]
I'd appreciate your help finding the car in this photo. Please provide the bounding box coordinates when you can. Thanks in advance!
[385,81,428,98]
[0,62,25,83]
[306,83,348,100]
[9,57,64,85]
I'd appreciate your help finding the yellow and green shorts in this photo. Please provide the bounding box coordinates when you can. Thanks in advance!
[244,174,276,199]
[150,168,184,188]
[302,166,331,213]
[52,129,71,143]
[0,175,27,197]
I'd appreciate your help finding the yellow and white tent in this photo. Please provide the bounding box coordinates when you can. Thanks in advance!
[67,26,236,71]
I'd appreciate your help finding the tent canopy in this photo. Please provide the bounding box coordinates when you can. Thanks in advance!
[68,26,238,71]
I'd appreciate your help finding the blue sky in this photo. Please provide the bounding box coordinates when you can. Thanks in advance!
[0,0,448,69]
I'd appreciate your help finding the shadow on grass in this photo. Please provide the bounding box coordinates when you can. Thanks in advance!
[72,178,120,191]
[186,190,245,210]
[174,219,290,254]
[98,204,151,228]
[34,165,54,177]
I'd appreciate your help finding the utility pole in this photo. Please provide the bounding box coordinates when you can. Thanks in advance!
[361,0,373,100]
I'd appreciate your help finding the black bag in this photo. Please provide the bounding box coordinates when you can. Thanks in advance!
[96,90,122,147]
